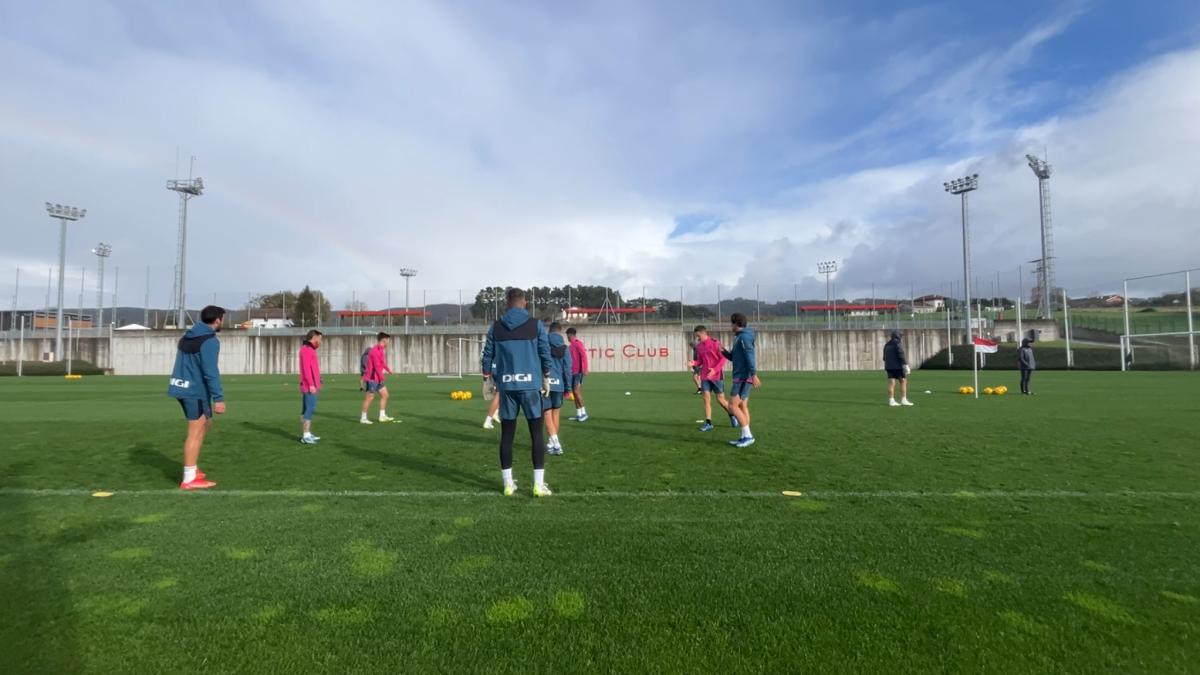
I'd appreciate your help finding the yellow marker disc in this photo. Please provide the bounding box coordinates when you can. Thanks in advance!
[781,491,804,497]
[92,491,113,498]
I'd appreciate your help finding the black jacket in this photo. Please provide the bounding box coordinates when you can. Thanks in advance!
[883,337,906,370]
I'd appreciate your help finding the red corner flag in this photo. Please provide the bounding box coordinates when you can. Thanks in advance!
[973,336,999,354]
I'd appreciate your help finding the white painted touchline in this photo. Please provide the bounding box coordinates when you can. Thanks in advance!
[1,488,1199,499]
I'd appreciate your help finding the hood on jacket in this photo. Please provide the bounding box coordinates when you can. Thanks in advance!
[500,306,532,330]
[548,332,567,347]
[890,330,902,340]
[185,322,216,339]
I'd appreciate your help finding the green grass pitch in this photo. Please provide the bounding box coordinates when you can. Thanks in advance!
[1,370,1198,673]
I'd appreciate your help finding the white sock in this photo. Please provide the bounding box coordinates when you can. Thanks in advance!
[889,397,897,403]
[502,468,514,486]
[550,434,559,446]
[361,412,368,420]
[579,407,586,416]
[183,465,197,483]
[379,408,387,417]
[741,426,752,439]
[534,468,545,486]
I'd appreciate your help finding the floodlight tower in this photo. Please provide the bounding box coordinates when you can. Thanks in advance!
[92,243,112,329]
[400,268,418,334]
[1026,154,1055,319]
[46,203,87,359]
[944,174,979,346]
[167,173,204,329]
[817,260,838,329]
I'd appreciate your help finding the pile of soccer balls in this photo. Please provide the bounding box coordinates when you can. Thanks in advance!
[959,385,1009,396]
[450,390,474,401]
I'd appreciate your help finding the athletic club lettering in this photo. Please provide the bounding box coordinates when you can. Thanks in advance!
[587,345,671,359]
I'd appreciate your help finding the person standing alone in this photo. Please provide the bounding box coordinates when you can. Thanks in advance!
[883,330,913,407]
[1018,338,1037,395]
[167,305,227,490]
[298,330,323,444]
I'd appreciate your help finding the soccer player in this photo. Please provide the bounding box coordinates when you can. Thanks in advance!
[883,330,913,407]
[566,326,590,421]
[544,321,573,454]
[298,329,323,444]
[481,288,555,496]
[722,313,761,448]
[692,325,735,432]
[167,305,226,490]
[360,332,396,424]
[1018,338,1037,395]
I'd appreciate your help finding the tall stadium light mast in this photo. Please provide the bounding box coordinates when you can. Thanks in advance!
[167,169,204,329]
[1026,154,1055,319]
[400,268,417,335]
[92,243,112,330]
[944,174,979,347]
[45,203,87,359]
[817,260,838,329]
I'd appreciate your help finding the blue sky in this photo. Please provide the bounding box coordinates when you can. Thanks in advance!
[1,0,1199,309]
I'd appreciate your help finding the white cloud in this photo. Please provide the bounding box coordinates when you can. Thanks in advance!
[0,1,1197,312]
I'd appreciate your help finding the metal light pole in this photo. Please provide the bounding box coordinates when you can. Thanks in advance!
[45,203,87,359]
[944,175,978,345]
[167,171,204,329]
[92,243,112,330]
[1027,154,1055,319]
[817,261,837,329]
[400,268,417,334]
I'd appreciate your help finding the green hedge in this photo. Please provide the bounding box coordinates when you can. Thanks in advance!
[0,361,106,376]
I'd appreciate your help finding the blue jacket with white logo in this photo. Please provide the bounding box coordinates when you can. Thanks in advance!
[167,322,224,401]
[481,307,553,393]
[724,326,757,382]
[546,331,573,393]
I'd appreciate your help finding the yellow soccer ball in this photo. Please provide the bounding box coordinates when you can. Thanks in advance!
[965,386,975,395]
[996,386,1007,395]
[464,391,473,400]
[983,387,994,395]
[451,391,462,400]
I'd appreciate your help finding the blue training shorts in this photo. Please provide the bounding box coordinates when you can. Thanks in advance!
[363,380,385,394]
[544,391,564,410]
[570,373,586,389]
[179,398,213,421]
[702,379,725,394]
[730,380,753,400]
[500,390,544,421]
[301,393,318,420]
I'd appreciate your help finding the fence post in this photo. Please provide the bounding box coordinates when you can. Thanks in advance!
[1187,271,1195,369]
[1062,288,1072,368]
[17,316,24,376]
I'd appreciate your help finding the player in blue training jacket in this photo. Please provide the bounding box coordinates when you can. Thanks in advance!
[481,288,555,496]
[722,312,762,448]
[544,321,573,456]
[167,305,227,490]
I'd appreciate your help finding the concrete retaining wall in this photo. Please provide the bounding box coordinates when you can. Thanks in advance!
[5,326,951,375]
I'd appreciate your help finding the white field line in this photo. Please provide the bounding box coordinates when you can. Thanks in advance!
[2,488,1200,499]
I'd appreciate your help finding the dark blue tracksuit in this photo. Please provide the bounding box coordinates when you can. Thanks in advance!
[724,326,758,399]
[481,306,554,471]
[167,322,223,419]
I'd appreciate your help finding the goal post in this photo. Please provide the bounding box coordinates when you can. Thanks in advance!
[427,337,485,379]
[1121,268,1198,371]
